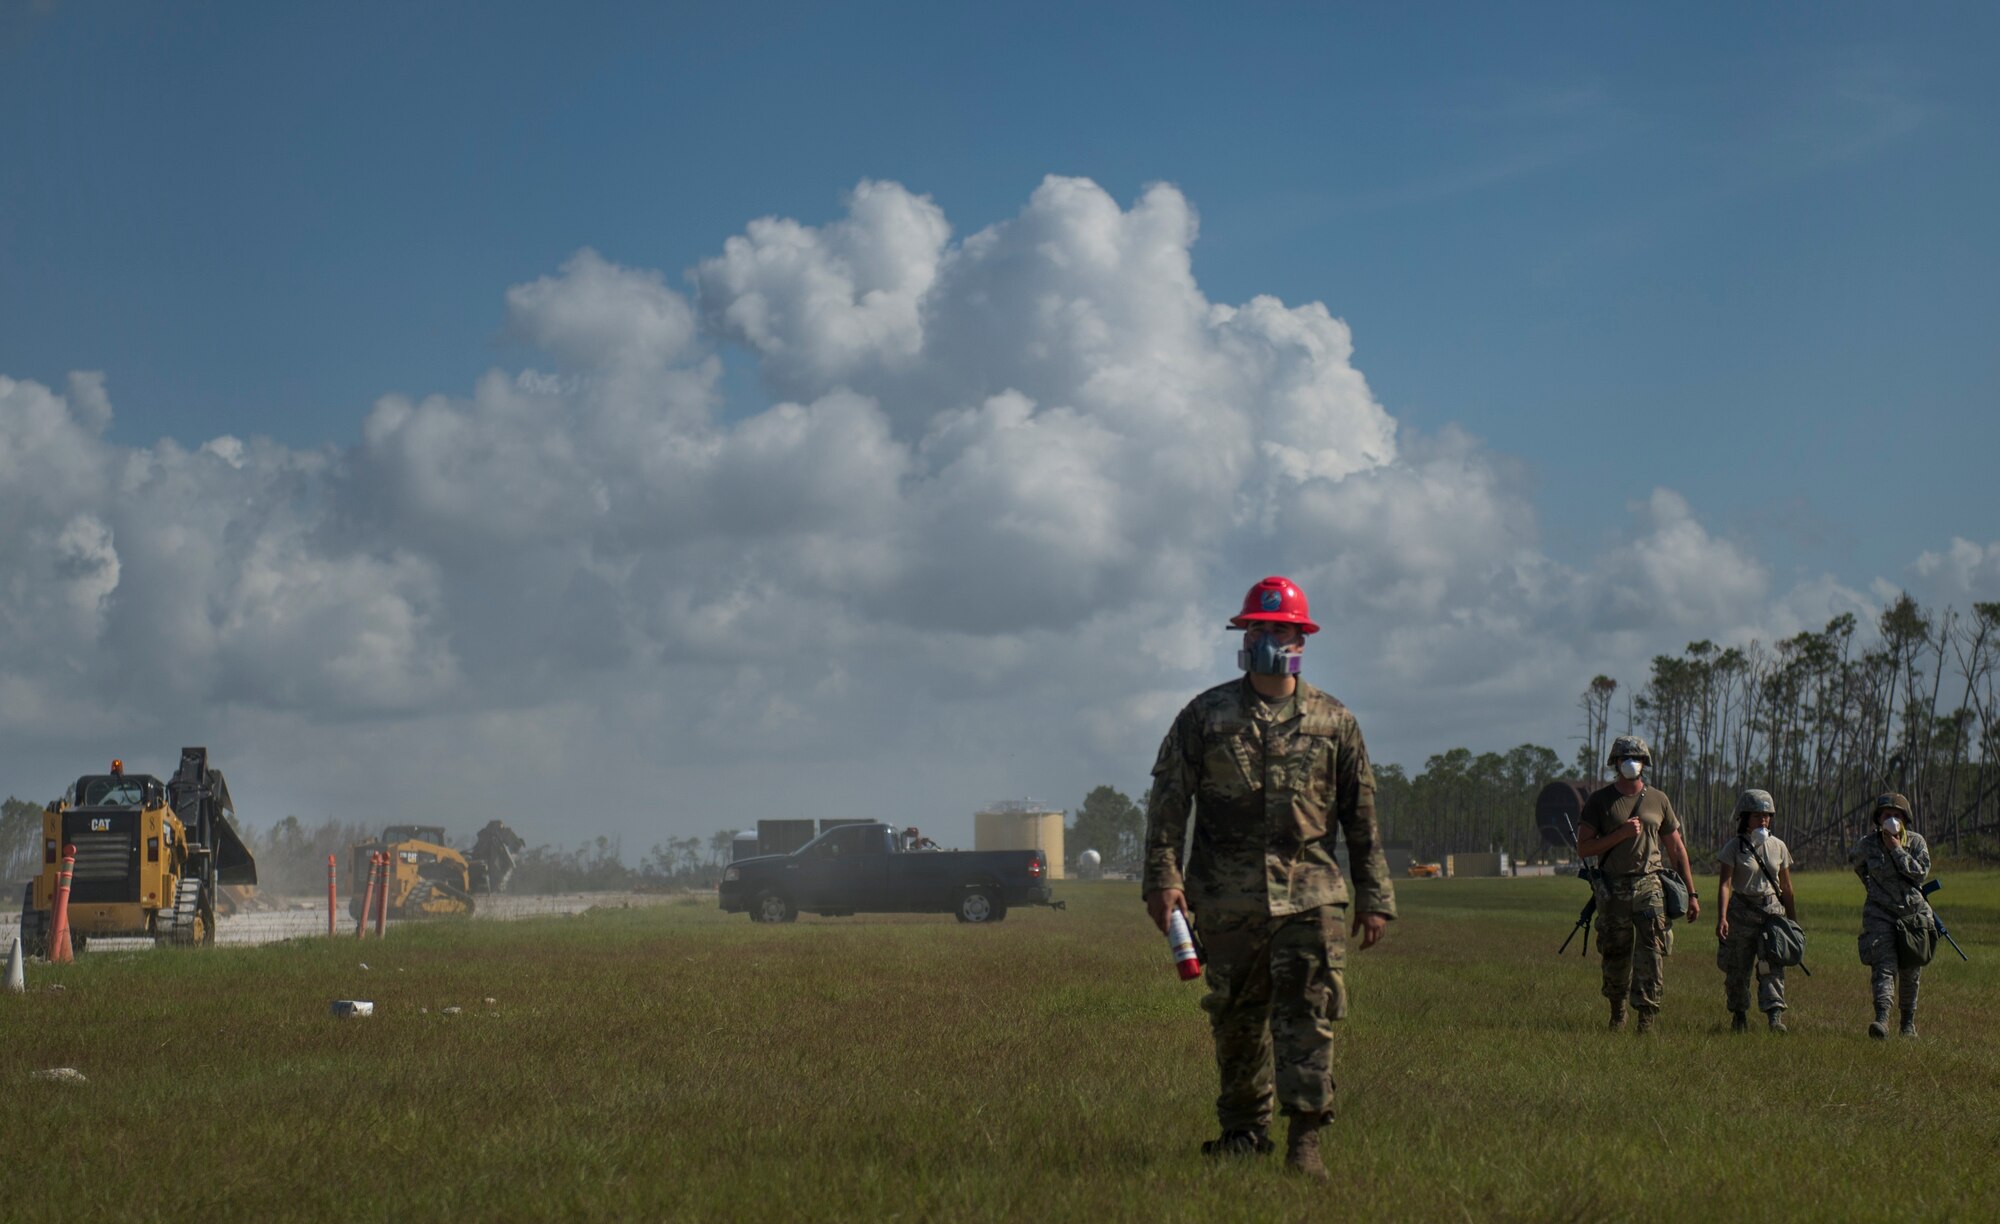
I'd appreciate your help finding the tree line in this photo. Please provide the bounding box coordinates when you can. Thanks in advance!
[0,802,741,894]
[11,593,1992,887]
[1601,596,2000,864]
[1068,750,1571,870]
[1372,744,1565,864]
[1083,593,1999,869]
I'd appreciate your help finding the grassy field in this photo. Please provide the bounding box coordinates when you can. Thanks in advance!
[4,871,1998,1222]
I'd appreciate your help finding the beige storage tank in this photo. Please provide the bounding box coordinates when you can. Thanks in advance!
[1444,851,1511,878]
[974,801,1065,880]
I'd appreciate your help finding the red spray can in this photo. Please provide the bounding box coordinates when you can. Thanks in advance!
[1166,907,1202,981]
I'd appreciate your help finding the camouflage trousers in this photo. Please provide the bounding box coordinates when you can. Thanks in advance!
[1716,894,1787,1015]
[1596,874,1668,1014]
[1859,905,1923,1022]
[1194,905,1347,1131]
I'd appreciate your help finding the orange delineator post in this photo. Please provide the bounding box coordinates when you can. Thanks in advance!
[373,851,390,938]
[355,853,378,939]
[326,854,337,938]
[49,845,77,964]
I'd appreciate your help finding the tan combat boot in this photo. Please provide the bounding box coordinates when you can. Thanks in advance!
[1608,1000,1628,1031]
[1284,1116,1329,1182]
[1634,1010,1655,1034]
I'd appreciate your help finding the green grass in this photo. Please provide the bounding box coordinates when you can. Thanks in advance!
[4,875,1999,1222]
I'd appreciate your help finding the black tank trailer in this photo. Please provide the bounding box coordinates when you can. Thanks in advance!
[755,819,818,857]
[1535,780,1599,851]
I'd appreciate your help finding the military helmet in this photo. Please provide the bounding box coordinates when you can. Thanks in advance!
[1871,792,1913,822]
[1735,789,1776,815]
[1606,735,1652,766]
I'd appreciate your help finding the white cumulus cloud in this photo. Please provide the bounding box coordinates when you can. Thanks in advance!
[1,176,1990,849]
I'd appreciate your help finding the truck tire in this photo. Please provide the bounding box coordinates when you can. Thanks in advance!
[955,886,1005,924]
[752,890,797,924]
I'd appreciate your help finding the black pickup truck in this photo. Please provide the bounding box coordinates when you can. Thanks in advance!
[719,822,1055,924]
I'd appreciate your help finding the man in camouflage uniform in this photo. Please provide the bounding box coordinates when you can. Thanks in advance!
[1573,736,1702,1033]
[1143,576,1397,1181]
[1850,793,1932,1039]
[1713,789,1796,1033]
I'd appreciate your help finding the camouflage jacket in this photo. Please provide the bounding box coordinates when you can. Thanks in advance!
[1143,677,1397,920]
[1849,830,1932,918]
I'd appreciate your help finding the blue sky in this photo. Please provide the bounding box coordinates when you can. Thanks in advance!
[2,3,1995,842]
[7,3,1992,580]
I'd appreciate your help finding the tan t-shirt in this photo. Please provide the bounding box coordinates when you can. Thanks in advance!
[1578,784,1680,877]
[1716,834,1792,900]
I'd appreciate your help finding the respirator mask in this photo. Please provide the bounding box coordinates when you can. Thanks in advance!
[1748,825,1770,847]
[1880,814,1903,837]
[1238,628,1303,677]
[1616,758,1644,781]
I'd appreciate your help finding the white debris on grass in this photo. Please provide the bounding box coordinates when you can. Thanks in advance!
[32,1068,86,1084]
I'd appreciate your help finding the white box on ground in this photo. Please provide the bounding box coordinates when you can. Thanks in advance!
[329,999,375,1018]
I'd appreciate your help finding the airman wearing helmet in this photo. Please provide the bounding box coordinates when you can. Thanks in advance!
[1572,733,1701,1032]
[1143,575,1396,1180]
[1608,736,1651,775]
[1714,788,1796,1033]
[1850,792,1933,1038]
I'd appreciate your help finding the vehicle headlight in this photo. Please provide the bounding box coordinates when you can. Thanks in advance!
[723,867,740,882]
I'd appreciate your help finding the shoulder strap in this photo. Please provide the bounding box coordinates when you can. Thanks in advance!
[1628,784,1659,873]
[1747,839,1784,896]
[1611,783,1648,831]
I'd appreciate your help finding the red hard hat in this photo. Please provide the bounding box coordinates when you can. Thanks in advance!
[1228,575,1319,634]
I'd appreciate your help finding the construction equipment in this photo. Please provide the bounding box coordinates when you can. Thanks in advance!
[347,821,523,920]
[469,819,525,892]
[18,748,256,954]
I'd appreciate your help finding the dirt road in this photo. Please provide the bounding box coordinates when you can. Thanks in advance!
[0,890,690,950]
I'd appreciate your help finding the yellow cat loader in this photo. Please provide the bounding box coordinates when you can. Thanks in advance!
[348,821,522,921]
[18,747,256,954]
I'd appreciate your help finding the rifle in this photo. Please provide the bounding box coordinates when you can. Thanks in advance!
[1559,865,1603,954]
[1557,814,1601,955]
[1920,879,1971,961]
